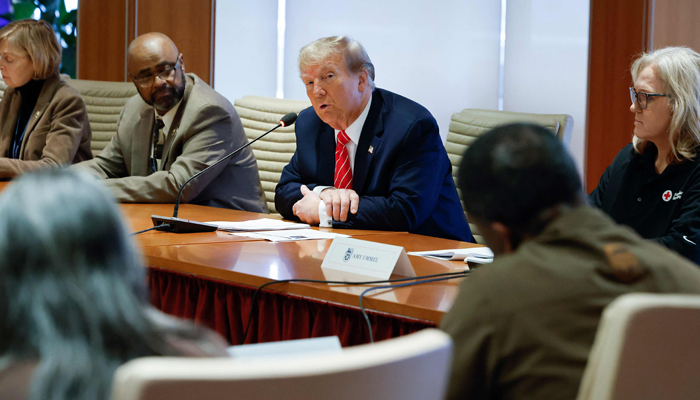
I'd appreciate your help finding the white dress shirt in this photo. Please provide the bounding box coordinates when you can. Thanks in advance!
[155,99,183,139]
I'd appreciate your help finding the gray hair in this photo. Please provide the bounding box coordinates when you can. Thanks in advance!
[0,169,178,400]
[631,46,700,161]
[298,36,375,89]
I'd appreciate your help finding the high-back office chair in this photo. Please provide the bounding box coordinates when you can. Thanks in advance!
[64,78,138,155]
[109,328,453,400]
[576,293,700,400]
[445,109,574,243]
[234,95,311,215]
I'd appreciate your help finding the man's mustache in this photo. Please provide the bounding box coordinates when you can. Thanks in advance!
[152,87,174,99]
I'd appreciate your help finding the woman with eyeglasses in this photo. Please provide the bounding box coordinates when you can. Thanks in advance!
[0,169,228,400]
[589,46,700,263]
[0,19,91,179]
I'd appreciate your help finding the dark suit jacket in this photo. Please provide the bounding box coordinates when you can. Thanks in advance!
[0,75,92,178]
[275,88,473,242]
[77,74,267,213]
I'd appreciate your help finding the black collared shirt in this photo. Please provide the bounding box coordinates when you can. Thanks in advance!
[589,143,700,263]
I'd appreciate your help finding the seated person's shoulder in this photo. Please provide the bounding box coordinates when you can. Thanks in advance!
[188,74,235,113]
[55,78,82,98]
[378,89,437,132]
[145,307,229,357]
[619,142,639,159]
[182,80,239,128]
[0,359,37,400]
[51,79,87,109]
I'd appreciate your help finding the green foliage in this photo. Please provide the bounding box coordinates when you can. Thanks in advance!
[6,0,77,78]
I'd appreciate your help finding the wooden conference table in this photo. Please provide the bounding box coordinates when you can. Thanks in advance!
[131,203,480,346]
[0,179,480,346]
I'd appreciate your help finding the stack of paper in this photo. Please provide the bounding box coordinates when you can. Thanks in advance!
[230,229,350,242]
[208,218,310,232]
[407,247,494,264]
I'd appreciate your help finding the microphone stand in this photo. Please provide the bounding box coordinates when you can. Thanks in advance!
[150,113,297,233]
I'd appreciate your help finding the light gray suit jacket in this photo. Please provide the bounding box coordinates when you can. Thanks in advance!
[77,73,267,212]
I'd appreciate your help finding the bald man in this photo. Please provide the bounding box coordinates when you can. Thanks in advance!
[76,33,267,212]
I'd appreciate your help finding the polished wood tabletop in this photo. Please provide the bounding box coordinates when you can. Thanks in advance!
[0,180,481,323]
[142,233,479,323]
[124,203,400,247]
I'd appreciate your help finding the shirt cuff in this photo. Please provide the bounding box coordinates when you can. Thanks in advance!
[314,185,332,195]
[318,200,332,227]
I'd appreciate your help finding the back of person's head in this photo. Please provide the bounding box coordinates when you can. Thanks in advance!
[458,123,584,241]
[631,46,700,161]
[0,169,163,400]
[0,19,62,79]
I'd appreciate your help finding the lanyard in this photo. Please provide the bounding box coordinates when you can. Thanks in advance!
[11,108,27,159]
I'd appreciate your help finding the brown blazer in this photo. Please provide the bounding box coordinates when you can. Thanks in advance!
[0,75,92,179]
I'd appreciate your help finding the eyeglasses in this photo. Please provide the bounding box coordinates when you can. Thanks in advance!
[629,87,669,109]
[130,56,180,88]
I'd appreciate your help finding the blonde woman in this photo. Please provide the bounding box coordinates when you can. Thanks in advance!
[0,19,91,179]
[589,46,700,263]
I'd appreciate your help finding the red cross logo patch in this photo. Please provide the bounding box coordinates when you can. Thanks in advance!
[662,190,673,202]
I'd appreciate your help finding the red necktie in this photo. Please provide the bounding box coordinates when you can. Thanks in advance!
[334,130,353,189]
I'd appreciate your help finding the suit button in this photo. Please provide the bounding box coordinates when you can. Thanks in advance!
[637,198,642,202]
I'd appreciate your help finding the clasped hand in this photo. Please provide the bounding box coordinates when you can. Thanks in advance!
[292,185,359,225]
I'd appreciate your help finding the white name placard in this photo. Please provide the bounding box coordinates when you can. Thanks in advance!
[320,237,415,281]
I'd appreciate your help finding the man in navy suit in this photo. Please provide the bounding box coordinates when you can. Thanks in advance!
[275,36,472,242]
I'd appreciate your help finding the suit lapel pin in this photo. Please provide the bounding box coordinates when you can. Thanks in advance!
[368,145,374,154]
[35,111,41,119]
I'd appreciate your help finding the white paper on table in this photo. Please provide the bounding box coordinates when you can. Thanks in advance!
[229,228,350,242]
[407,247,494,262]
[208,218,310,232]
[465,255,493,264]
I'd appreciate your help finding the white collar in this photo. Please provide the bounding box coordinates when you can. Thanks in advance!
[335,95,372,144]
[155,98,183,135]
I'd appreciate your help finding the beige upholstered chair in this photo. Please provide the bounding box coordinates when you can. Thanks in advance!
[576,293,700,400]
[64,78,138,154]
[110,328,453,400]
[234,95,311,214]
[446,109,574,244]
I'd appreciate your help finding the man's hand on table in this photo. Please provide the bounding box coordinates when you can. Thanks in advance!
[319,187,359,222]
[293,185,322,225]
[292,185,360,225]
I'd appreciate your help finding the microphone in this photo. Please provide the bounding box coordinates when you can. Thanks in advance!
[150,112,298,233]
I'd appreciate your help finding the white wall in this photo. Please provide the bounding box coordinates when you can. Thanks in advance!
[503,0,590,176]
[214,0,278,102]
[214,0,590,172]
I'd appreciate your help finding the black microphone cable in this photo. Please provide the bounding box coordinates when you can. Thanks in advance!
[359,273,469,343]
[133,223,172,235]
[238,270,470,345]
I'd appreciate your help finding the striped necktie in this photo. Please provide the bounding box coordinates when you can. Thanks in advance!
[334,130,352,189]
[150,117,164,174]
